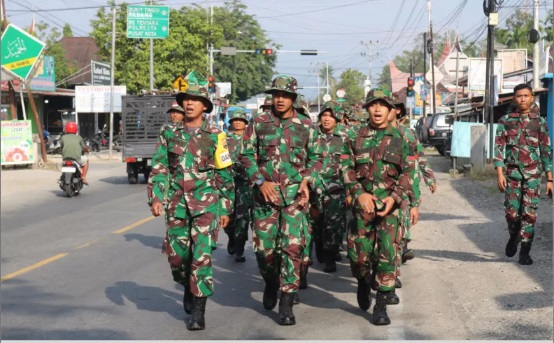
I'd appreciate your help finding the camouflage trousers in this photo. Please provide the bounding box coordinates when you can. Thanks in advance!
[347,208,401,292]
[162,191,217,297]
[395,207,412,277]
[312,190,347,252]
[301,213,313,265]
[252,193,307,293]
[225,184,253,240]
[504,168,541,243]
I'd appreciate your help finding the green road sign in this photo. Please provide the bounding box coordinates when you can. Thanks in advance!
[337,98,346,103]
[127,5,170,39]
[1,24,46,81]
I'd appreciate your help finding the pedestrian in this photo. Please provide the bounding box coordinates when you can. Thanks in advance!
[259,94,273,114]
[311,100,349,274]
[343,88,413,326]
[167,101,186,125]
[238,75,324,326]
[225,108,253,262]
[60,122,91,185]
[147,84,235,331]
[494,83,552,265]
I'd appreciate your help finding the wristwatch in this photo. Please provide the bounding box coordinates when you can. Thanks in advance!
[255,176,265,187]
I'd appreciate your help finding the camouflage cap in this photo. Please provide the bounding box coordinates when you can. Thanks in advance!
[391,96,407,119]
[176,84,214,113]
[228,108,249,123]
[294,94,310,115]
[362,88,396,110]
[319,100,343,121]
[260,95,273,109]
[264,75,299,96]
[166,101,186,115]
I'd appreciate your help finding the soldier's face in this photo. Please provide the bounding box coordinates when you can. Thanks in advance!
[320,112,337,131]
[514,88,534,112]
[169,111,184,123]
[368,101,391,129]
[231,119,246,131]
[272,91,295,114]
[181,95,207,120]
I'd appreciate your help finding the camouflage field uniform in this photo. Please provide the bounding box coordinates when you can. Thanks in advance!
[147,119,234,298]
[311,101,349,270]
[494,111,552,244]
[225,110,253,261]
[238,76,324,295]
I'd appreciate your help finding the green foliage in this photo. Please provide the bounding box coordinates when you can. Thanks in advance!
[336,69,366,106]
[495,9,548,55]
[62,24,73,37]
[34,21,78,88]
[212,0,278,102]
[90,2,221,94]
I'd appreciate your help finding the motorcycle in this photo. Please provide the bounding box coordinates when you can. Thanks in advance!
[46,132,63,154]
[58,158,84,197]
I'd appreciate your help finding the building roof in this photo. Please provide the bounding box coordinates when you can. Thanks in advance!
[1,80,75,96]
[59,37,102,85]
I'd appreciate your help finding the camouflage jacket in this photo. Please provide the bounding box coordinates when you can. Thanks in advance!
[315,124,351,194]
[226,131,249,187]
[239,109,325,206]
[343,124,415,209]
[147,120,235,217]
[396,124,421,208]
[494,111,552,177]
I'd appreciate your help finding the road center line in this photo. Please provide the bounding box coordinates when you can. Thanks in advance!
[1,215,157,282]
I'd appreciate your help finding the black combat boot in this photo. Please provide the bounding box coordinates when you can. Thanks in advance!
[293,292,300,304]
[401,242,415,263]
[335,250,342,262]
[186,296,207,331]
[373,291,391,325]
[518,242,533,265]
[356,276,371,311]
[323,250,337,273]
[279,293,296,326]
[263,276,280,310]
[226,234,235,256]
[183,286,193,314]
[395,278,402,289]
[505,232,519,257]
[387,289,400,305]
[234,235,246,262]
[299,264,309,289]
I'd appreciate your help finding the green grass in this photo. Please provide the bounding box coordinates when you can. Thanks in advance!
[468,164,497,181]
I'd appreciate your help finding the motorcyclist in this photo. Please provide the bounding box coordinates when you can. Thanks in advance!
[60,122,91,185]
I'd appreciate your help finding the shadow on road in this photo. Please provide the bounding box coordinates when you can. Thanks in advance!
[123,233,163,250]
[1,328,130,340]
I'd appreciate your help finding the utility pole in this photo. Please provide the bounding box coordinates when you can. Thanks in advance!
[428,0,436,113]
[149,0,154,91]
[532,0,540,90]
[109,6,116,160]
[361,40,379,89]
[423,32,427,117]
[484,0,497,162]
[326,62,330,96]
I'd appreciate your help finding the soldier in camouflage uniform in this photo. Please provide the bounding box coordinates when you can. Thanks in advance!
[168,102,186,125]
[238,75,324,326]
[343,88,414,326]
[494,83,552,265]
[311,100,350,273]
[225,109,253,262]
[259,95,273,114]
[147,84,235,331]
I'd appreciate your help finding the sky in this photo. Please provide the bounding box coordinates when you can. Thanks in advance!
[5,0,552,101]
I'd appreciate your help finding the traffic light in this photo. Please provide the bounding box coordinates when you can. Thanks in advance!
[406,77,415,97]
[208,75,215,93]
[255,48,273,56]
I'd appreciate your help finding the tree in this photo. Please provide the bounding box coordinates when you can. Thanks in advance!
[90,2,222,94]
[34,21,78,88]
[212,0,278,103]
[336,69,366,106]
[543,10,553,43]
[495,9,542,55]
[62,24,73,37]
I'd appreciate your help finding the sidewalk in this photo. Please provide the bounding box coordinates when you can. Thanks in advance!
[42,151,123,171]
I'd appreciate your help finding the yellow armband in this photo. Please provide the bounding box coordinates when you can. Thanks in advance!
[215,132,232,169]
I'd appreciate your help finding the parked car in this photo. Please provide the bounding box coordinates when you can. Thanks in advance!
[415,115,433,144]
[427,113,453,155]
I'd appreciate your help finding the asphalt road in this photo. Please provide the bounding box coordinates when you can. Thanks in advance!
[1,154,552,340]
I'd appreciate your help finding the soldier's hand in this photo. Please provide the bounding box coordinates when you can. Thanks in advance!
[151,201,163,217]
[357,193,377,215]
[377,197,395,217]
[410,207,419,226]
[429,183,437,193]
[297,180,310,206]
[546,181,553,199]
[346,196,353,206]
[497,174,507,192]
[220,215,230,228]
[259,181,280,203]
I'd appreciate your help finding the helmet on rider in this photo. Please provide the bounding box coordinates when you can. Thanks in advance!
[65,122,78,134]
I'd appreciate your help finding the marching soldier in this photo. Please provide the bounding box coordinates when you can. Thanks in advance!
[147,84,235,331]
[238,75,324,326]
[343,88,414,326]
[225,109,253,262]
[494,83,552,265]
